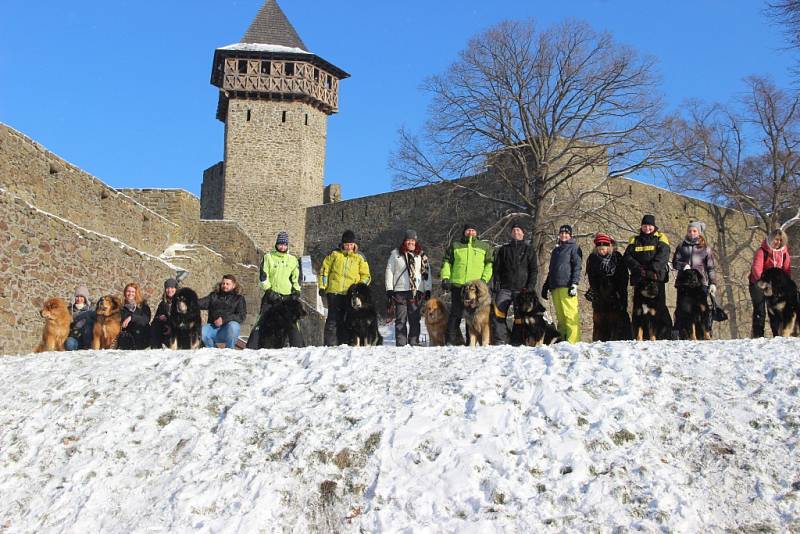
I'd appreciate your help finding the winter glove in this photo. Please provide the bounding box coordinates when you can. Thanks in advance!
[386,290,394,303]
[584,288,594,302]
[424,290,431,301]
[682,264,691,271]
[541,282,550,300]
[318,287,326,299]
[265,289,280,303]
[290,289,301,300]
[441,279,452,292]
[568,284,578,297]
[708,284,717,297]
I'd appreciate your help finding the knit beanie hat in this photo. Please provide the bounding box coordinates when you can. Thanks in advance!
[463,223,477,233]
[687,221,706,235]
[164,278,178,289]
[404,229,418,241]
[511,222,524,232]
[559,224,573,236]
[593,232,613,246]
[276,231,289,246]
[74,285,91,305]
[641,214,656,227]
[341,230,356,244]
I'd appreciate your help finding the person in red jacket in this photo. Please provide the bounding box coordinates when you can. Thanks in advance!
[749,228,791,337]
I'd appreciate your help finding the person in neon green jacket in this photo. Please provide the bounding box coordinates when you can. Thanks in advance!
[320,230,371,345]
[440,223,493,345]
[246,231,304,348]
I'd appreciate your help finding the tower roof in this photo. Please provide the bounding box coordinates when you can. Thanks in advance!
[241,0,308,51]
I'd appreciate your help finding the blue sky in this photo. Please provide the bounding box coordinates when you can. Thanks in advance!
[0,1,795,200]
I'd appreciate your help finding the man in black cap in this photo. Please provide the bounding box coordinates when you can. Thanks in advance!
[624,214,671,311]
[491,223,536,344]
[440,222,494,345]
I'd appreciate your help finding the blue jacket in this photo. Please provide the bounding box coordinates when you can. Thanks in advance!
[545,239,582,289]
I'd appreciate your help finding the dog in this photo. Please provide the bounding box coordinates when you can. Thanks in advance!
[756,267,799,337]
[92,295,122,349]
[631,279,673,341]
[589,275,632,342]
[462,279,492,347]
[34,298,71,352]
[344,283,383,346]
[674,268,711,340]
[510,290,561,346]
[257,298,307,349]
[168,288,202,350]
[422,297,448,347]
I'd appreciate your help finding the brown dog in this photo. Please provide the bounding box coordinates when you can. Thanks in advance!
[462,280,492,347]
[422,297,448,347]
[92,295,122,350]
[34,298,71,353]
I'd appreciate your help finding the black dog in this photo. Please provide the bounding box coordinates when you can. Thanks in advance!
[674,268,711,340]
[169,287,202,350]
[589,275,632,341]
[510,290,561,346]
[757,268,799,337]
[344,283,383,346]
[257,298,307,349]
[631,279,673,341]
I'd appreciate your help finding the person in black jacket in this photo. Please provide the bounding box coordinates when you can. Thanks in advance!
[118,282,152,350]
[199,274,246,348]
[491,223,536,344]
[624,214,671,310]
[150,278,178,349]
[65,284,95,350]
[586,232,631,341]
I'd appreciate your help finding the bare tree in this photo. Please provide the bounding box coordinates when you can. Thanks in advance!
[667,76,800,234]
[391,19,674,284]
[767,0,800,50]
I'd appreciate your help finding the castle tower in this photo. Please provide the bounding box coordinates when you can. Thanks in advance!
[200,0,349,254]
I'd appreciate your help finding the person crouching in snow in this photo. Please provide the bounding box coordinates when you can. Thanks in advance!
[585,232,630,341]
[65,285,95,350]
[151,278,178,349]
[385,229,431,346]
[199,274,246,348]
[542,224,582,343]
[118,282,152,350]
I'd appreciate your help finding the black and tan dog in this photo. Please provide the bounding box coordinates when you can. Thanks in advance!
[462,279,492,347]
[344,283,383,346]
[168,287,203,350]
[631,279,673,341]
[674,268,711,340]
[257,298,307,349]
[510,290,561,346]
[757,267,799,337]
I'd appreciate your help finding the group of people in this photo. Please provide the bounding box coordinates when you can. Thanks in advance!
[63,275,247,351]
[58,216,791,350]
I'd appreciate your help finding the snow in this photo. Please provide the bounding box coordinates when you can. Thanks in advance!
[219,43,310,55]
[1,338,798,532]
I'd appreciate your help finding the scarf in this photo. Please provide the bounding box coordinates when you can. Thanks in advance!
[404,250,418,294]
[124,301,137,313]
[600,252,618,276]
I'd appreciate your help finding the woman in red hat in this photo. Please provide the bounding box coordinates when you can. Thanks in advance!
[586,232,631,341]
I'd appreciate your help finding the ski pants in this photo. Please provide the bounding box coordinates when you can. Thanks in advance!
[551,287,581,343]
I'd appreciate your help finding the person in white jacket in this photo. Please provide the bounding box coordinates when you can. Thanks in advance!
[385,229,432,346]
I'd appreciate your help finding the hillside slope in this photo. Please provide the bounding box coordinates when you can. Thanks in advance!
[1,339,798,532]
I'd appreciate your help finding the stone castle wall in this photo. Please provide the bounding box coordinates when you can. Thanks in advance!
[199,220,262,267]
[306,174,760,340]
[212,99,328,256]
[118,188,201,243]
[0,124,179,257]
[200,162,224,220]
[0,188,259,355]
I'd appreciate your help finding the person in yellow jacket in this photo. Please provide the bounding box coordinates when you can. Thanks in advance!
[319,230,371,345]
[440,223,493,345]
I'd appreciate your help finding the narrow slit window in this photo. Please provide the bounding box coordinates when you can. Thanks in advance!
[305,114,308,126]
[246,110,251,122]
[282,111,287,123]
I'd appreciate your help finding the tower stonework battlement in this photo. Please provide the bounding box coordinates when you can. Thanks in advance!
[200,0,348,255]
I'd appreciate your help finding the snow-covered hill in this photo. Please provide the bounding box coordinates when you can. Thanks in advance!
[1,339,798,533]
